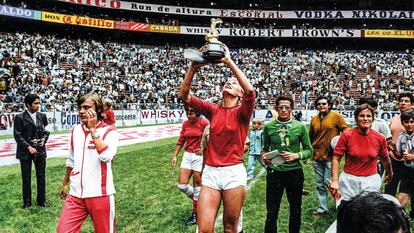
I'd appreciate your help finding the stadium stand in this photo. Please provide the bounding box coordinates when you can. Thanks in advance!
[0,31,412,112]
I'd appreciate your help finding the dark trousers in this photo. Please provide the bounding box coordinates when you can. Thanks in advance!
[19,156,46,205]
[265,169,304,233]
[384,159,406,196]
[401,169,414,198]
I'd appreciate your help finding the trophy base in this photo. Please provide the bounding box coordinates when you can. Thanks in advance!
[202,42,225,63]
[184,42,225,64]
[184,49,205,63]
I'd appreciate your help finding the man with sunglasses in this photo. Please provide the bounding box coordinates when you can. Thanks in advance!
[309,96,348,216]
[261,95,313,233]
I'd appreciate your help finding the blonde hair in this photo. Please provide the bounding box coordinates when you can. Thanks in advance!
[252,118,263,125]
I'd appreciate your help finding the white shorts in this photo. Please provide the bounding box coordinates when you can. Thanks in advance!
[180,151,203,172]
[339,172,381,201]
[202,164,247,191]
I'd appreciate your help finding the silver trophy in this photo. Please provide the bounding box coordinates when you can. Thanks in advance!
[184,18,226,64]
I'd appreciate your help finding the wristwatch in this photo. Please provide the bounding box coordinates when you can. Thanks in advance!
[91,134,101,140]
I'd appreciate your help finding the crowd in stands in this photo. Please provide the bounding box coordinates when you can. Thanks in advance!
[0,32,413,112]
[3,0,411,30]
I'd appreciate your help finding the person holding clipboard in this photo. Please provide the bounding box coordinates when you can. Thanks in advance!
[261,95,313,233]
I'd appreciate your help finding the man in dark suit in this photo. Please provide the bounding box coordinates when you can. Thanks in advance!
[13,94,49,208]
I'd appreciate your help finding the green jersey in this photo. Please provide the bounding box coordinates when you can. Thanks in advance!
[263,119,313,171]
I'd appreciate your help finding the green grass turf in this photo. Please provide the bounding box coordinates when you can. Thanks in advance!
[0,137,410,232]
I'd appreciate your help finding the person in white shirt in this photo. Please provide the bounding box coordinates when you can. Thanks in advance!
[57,92,118,233]
[13,93,49,208]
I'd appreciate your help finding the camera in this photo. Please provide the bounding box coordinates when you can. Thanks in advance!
[30,138,44,148]
[29,125,47,148]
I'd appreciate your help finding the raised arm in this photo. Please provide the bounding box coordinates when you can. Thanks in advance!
[220,49,254,97]
[179,63,205,104]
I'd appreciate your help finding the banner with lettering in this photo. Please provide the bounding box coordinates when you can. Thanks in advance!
[4,5,414,39]
[0,5,41,20]
[180,26,361,38]
[0,109,399,135]
[149,24,180,34]
[252,110,400,125]
[41,11,66,23]
[57,1,414,20]
[42,11,115,29]
[0,109,187,135]
[363,30,414,38]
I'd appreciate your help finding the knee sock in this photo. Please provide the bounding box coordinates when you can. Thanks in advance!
[238,209,243,232]
[193,186,201,214]
[177,184,194,198]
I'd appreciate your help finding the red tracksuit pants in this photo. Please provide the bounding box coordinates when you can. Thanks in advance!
[57,194,116,233]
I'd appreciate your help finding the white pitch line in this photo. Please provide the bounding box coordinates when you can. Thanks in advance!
[214,167,267,228]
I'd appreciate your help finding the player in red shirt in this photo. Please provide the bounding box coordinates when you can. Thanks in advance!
[179,47,255,233]
[171,107,209,225]
[330,104,393,202]
[103,99,116,128]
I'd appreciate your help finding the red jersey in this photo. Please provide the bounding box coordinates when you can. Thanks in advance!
[189,92,256,166]
[177,117,209,153]
[103,109,116,126]
[334,128,388,176]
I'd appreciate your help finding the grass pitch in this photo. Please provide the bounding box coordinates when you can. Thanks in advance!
[0,137,402,232]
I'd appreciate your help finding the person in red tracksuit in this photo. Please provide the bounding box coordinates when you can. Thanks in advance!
[103,99,116,128]
[57,93,118,233]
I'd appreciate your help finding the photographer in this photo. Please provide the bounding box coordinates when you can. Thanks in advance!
[13,93,50,208]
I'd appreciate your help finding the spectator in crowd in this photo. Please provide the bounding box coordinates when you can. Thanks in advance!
[57,93,118,233]
[103,98,116,128]
[261,95,313,233]
[13,93,49,208]
[358,96,392,176]
[330,104,393,203]
[179,46,255,233]
[309,96,348,216]
[294,110,302,122]
[246,118,265,181]
[171,106,208,225]
[336,192,410,233]
[386,93,414,216]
